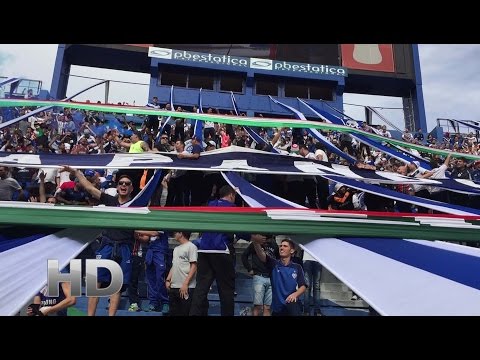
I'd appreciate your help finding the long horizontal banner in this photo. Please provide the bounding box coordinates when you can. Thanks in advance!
[322,174,480,216]
[1,99,479,161]
[224,171,480,216]
[0,203,479,242]
[148,46,348,77]
[1,146,479,195]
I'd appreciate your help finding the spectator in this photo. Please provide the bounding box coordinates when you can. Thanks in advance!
[165,231,198,316]
[0,166,22,201]
[252,236,306,316]
[27,281,75,316]
[145,96,161,133]
[188,185,238,316]
[60,166,135,316]
[302,250,322,316]
[134,230,170,314]
[241,234,279,316]
[127,236,148,312]
[328,184,354,211]
[189,185,266,316]
[112,130,151,196]
[414,128,424,142]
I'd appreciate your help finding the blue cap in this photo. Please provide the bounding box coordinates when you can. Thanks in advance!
[84,169,95,177]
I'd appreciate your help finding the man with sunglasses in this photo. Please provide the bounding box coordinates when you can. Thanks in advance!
[61,166,135,316]
[155,134,171,152]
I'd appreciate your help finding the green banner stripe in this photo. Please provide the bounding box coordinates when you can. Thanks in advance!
[0,99,477,160]
[0,207,478,242]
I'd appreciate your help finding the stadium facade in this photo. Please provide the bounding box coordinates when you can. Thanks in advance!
[50,44,426,131]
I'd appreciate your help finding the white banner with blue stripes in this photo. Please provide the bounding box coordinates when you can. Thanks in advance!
[0,227,100,316]
[302,237,480,315]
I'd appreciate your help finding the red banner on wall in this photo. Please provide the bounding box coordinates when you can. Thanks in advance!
[341,44,395,73]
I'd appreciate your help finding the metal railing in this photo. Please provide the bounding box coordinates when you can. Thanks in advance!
[437,118,480,138]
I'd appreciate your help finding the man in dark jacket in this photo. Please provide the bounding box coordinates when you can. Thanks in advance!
[189,185,266,316]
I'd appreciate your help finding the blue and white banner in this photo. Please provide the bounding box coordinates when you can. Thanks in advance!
[223,168,480,315]
[0,227,101,315]
[223,169,480,216]
[302,237,480,315]
[323,174,480,216]
[222,171,305,209]
[269,96,357,164]
[1,147,480,194]
[230,92,278,153]
[299,99,432,170]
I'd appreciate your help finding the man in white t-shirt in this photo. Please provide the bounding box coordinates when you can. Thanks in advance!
[165,231,198,316]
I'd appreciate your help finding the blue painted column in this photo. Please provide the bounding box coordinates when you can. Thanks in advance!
[410,44,428,132]
[49,45,71,100]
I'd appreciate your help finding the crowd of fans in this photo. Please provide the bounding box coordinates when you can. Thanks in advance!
[2,99,480,316]
[1,99,479,212]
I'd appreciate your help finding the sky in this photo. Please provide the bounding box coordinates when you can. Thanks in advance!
[0,44,478,132]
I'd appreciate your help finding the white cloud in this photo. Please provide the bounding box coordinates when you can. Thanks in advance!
[0,44,57,86]
[419,44,480,127]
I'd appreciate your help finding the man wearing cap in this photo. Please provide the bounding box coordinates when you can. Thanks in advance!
[206,140,216,151]
[61,165,135,316]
